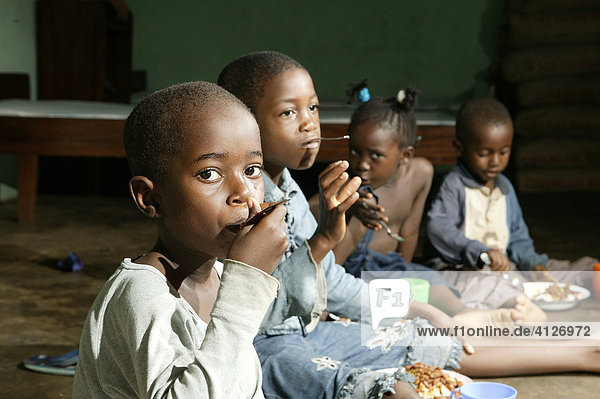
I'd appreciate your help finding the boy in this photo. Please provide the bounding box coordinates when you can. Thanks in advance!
[425,97,596,299]
[73,82,288,398]
[219,51,454,399]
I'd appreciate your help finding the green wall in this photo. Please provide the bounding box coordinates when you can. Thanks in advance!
[127,0,504,105]
[0,0,504,192]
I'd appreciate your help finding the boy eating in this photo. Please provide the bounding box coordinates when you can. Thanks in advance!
[73,82,288,398]
[425,97,596,294]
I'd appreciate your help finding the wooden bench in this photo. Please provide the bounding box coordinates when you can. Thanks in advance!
[0,100,456,222]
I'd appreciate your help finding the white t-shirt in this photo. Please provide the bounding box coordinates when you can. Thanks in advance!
[464,185,509,254]
[73,258,279,398]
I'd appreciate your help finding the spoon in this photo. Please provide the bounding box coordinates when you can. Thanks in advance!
[480,253,524,290]
[357,201,404,242]
[242,198,290,227]
[320,135,350,141]
[503,273,524,291]
[378,220,404,242]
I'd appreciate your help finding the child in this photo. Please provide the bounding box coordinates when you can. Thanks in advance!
[425,97,597,301]
[332,89,544,324]
[72,82,289,398]
[344,88,430,263]
[219,51,600,399]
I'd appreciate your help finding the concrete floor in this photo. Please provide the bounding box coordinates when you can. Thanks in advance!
[0,192,598,398]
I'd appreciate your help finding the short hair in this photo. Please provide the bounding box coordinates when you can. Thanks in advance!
[456,97,512,143]
[124,81,250,181]
[348,86,420,146]
[217,51,305,113]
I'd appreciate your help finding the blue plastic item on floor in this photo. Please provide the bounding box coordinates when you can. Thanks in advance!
[57,252,84,272]
[23,349,79,376]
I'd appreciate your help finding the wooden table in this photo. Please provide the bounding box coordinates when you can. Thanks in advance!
[0,100,456,222]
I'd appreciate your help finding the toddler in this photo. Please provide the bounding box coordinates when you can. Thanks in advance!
[425,97,597,308]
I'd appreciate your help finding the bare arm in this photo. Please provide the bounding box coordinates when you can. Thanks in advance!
[397,159,433,262]
[332,216,367,265]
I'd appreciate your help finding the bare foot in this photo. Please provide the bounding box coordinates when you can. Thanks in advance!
[514,295,547,323]
[590,346,600,373]
[453,307,523,330]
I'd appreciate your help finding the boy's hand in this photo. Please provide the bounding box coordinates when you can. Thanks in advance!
[487,250,511,272]
[310,161,361,262]
[227,198,288,275]
[531,264,559,283]
[350,190,388,230]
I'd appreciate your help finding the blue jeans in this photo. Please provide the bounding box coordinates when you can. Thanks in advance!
[254,319,462,399]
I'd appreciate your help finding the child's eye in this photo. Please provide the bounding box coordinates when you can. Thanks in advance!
[309,104,319,112]
[197,169,222,182]
[371,153,383,160]
[245,165,263,178]
[280,109,295,118]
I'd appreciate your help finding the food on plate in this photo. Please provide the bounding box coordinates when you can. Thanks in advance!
[533,283,580,302]
[404,362,463,399]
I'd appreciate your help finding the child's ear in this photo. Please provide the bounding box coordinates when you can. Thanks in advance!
[400,146,415,164]
[129,176,161,219]
[452,139,463,157]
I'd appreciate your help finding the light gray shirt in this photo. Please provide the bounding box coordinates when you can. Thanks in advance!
[73,258,279,398]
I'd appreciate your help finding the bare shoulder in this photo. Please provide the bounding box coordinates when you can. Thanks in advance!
[408,157,434,180]
[392,157,433,191]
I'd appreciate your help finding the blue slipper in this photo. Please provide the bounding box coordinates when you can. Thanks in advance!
[23,349,79,376]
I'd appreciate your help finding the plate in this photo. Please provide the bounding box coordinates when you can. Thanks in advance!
[522,282,591,311]
[376,367,473,384]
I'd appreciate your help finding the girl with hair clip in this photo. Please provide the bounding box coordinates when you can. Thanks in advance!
[326,86,547,326]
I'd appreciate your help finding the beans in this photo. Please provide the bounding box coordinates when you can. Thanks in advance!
[404,362,463,399]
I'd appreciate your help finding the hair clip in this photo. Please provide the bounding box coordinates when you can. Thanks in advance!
[396,89,406,103]
[346,79,369,104]
[357,87,370,103]
[415,136,422,147]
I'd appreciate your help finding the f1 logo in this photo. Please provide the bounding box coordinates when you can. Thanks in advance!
[368,279,410,330]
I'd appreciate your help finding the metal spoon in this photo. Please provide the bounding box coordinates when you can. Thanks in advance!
[503,273,524,291]
[379,220,404,242]
[320,135,350,141]
[357,201,404,242]
[480,253,524,290]
[242,198,290,227]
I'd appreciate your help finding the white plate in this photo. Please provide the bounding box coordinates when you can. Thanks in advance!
[522,282,591,311]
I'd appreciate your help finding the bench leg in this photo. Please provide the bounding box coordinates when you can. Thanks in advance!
[17,154,38,223]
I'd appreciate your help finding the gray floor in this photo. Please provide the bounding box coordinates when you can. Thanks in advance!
[0,193,598,398]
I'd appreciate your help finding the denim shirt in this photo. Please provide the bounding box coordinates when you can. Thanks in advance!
[259,168,364,335]
[426,161,548,271]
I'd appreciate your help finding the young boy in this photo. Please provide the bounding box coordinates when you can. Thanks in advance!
[425,97,596,296]
[73,82,289,398]
[219,51,456,399]
[219,52,600,399]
